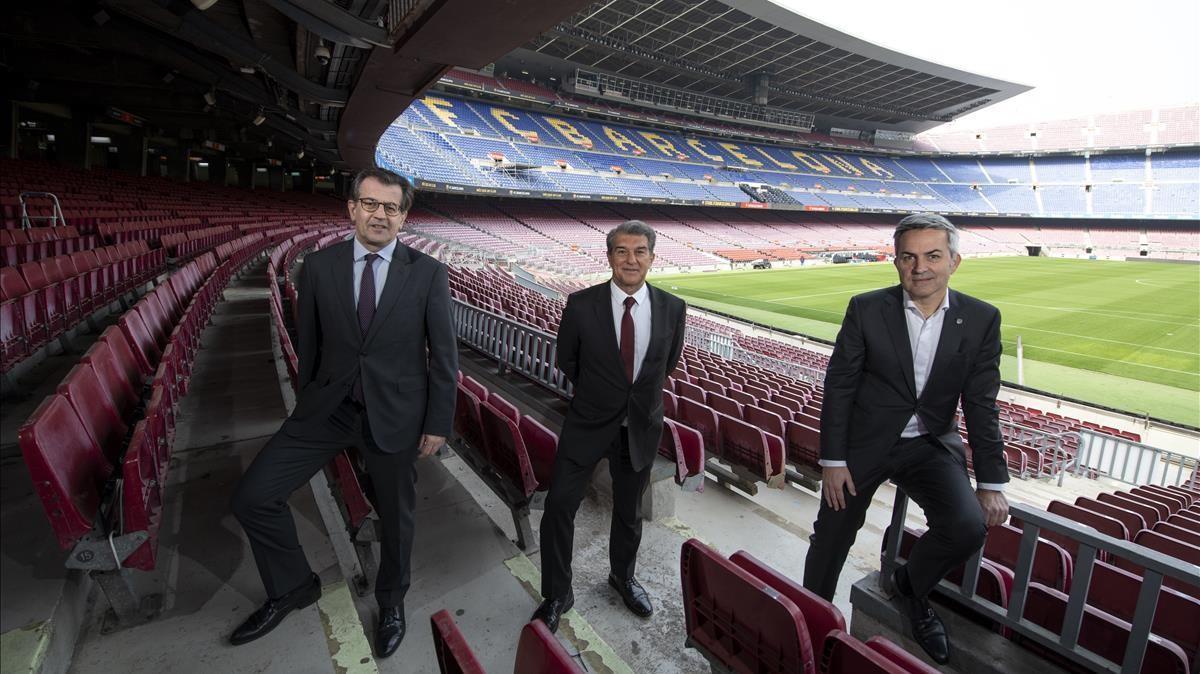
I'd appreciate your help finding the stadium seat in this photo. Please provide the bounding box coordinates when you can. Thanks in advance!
[1112,530,1200,598]
[479,401,539,498]
[454,385,487,454]
[728,550,846,659]
[57,363,129,464]
[1129,488,1182,515]
[864,636,941,674]
[118,310,162,377]
[487,392,521,424]
[1153,521,1200,547]
[514,620,584,673]
[677,398,719,451]
[658,418,705,488]
[1085,560,1200,662]
[983,523,1072,591]
[430,610,485,674]
[785,420,821,469]
[461,375,489,403]
[821,631,913,673]
[717,414,780,484]
[1098,492,1163,527]
[517,415,558,490]
[1074,496,1147,539]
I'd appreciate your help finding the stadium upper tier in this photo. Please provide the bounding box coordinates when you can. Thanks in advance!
[378,94,1199,219]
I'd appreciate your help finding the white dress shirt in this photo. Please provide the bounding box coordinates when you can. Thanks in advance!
[352,237,396,305]
[821,287,1004,491]
[610,280,651,381]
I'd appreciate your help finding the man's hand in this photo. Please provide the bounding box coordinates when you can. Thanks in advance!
[418,434,445,458]
[976,489,1009,527]
[822,466,857,511]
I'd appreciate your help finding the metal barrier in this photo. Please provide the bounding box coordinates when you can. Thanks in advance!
[451,299,571,397]
[1070,430,1199,488]
[684,325,825,384]
[881,495,1200,674]
[993,421,1080,481]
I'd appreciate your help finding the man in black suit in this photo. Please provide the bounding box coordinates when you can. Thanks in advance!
[532,220,687,633]
[803,213,1009,664]
[229,167,457,657]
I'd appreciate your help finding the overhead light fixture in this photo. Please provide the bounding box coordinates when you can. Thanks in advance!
[204,88,217,106]
[198,162,209,167]
[239,66,256,74]
[46,134,56,142]
[253,110,266,126]
[191,0,219,9]
[90,136,111,144]
[256,167,267,173]
[296,149,305,159]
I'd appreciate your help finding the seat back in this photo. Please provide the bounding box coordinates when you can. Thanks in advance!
[983,523,1072,591]
[1088,560,1200,661]
[118,309,161,376]
[1047,500,1129,545]
[864,636,940,674]
[1128,488,1181,515]
[744,405,785,437]
[705,391,742,419]
[680,539,816,674]
[58,363,129,464]
[514,620,584,673]
[120,419,163,571]
[675,380,706,404]
[454,385,487,453]
[677,398,719,450]
[718,415,773,480]
[821,631,908,673]
[479,402,538,498]
[430,610,485,674]
[517,415,558,490]
[662,389,677,420]
[1075,497,1146,538]
[18,394,113,549]
[488,392,521,424]
[1099,492,1162,527]
[98,326,146,391]
[461,375,488,403]
[785,420,821,468]
[729,550,846,659]
[1153,521,1200,548]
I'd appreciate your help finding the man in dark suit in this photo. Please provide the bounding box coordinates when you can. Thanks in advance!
[803,213,1009,664]
[229,167,457,657]
[532,220,687,633]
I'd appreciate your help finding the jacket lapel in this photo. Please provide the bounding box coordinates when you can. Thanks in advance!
[363,242,413,346]
[882,286,917,398]
[924,290,964,397]
[634,284,667,385]
[331,240,358,331]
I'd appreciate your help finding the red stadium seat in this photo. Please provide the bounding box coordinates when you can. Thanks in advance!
[118,309,162,376]
[487,392,521,424]
[1074,496,1147,539]
[717,414,779,484]
[658,418,705,488]
[785,420,821,469]
[1086,560,1200,662]
[461,375,488,403]
[983,523,1072,591]
[1112,530,1200,598]
[479,401,538,498]
[1153,521,1200,547]
[514,620,583,673]
[57,363,129,464]
[454,385,487,454]
[864,636,940,674]
[677,398,719,452]
[430,610,485,674]
[821,631,911,673]
[517,415,558,490]
[728,550,846,658]
[1098,492,1162,527]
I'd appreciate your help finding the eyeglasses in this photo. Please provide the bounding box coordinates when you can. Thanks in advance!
[354,197,404,216]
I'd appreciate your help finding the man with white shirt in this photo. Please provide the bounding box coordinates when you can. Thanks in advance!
[533,220,687,633]
[230,168,457,658]
[803,213,1009,665]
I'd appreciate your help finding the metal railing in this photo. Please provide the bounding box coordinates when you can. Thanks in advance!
[881,495,1200,674]
[1069,430,1199,488]
[684,325,825,384]
[451,299,571,397]
[993,421,1081,481]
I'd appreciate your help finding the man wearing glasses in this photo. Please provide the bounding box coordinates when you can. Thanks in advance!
[229,168,457,658]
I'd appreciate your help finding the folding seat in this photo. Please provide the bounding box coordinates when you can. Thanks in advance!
[80,340,140,418]
[517,415,558,490]
[58,363,129,464]
[1074,496,1146,538]
[52,255,90,317]
[658,419,704,489]
[744,405,786,439]
[1152,520,1200,547]
[118,310,161,377]
[784,421,821,469]
[1046,501,1129,559]
[679,539,816,674]
[742,383,771,400]
[1086,560,1200,662]
[1098,492,1162,526]
[429,610,485,674]
[770,392,804,414]
[723,388,757,408]
[696,377,726,398]
[120,419,164,572]
[674,380,706,404]
[17,260,65,336]
[1130,487,1182,514]
[728,550,847,657]
[487,392,520,424]
[478,401,538,498]
[152,284,181,323]
[139,293,171,346]
[705,391,743,420]
[983,523,1072,591]
[822,631,915,673]
[718,415,778,483]
[0,299,29,369]
[514,620,584,673]
[461,375,488,403]
[1143,485,1191,509]
[662,388,677,420]
[1021,582,1189,673]
[1167,513,1200,534]
[677,398,719,453]
[1113,530,1200,598]
[18,394,113,550]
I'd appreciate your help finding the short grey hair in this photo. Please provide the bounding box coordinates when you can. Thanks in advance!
[606,220,657,254]
[894,213,960,257]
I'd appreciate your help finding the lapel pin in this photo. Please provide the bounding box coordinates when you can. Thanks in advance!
[956,318,963,325]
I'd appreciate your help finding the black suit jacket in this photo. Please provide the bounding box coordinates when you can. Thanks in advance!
[284,239,458,452]
[819,286,1008,486]
[556,282,687,472]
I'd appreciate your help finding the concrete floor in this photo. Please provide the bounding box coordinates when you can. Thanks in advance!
[0,260,1148,674]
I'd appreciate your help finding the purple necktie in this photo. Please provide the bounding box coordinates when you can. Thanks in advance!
[621,296,636,382]
[352,253,380,403]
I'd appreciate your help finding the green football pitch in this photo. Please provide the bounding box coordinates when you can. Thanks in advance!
[653,257,1200,428]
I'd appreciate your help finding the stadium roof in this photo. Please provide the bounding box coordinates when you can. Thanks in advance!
[509,0,1032,132]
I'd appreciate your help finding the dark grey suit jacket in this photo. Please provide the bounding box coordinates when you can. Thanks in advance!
[285,239,458,452]
[556,282,687,472]
[819,285,1009,486]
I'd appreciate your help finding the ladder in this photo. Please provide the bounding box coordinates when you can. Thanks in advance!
[19,191,66,229]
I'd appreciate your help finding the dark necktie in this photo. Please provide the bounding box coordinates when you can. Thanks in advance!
[352,253,380,404]
[621,296,636,382]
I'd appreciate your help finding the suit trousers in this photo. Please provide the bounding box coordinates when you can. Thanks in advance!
[231,397,417,607]
[802,435,987,601]
[539,427,652,599]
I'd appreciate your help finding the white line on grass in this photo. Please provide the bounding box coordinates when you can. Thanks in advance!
[1006,324,1200,356]
[992,301,1200,327]
[1001,340,1200,377]
[773,287,878,301]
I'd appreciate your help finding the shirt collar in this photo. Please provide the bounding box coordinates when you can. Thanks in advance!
[610,279,650,306]
[902,287,950,315]
[353,236,397,263]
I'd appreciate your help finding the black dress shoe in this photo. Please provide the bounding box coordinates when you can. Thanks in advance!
[231,574,321,645]
[891,568,949,664]
[531,591,574,634]
[375,605,406,658]
[608,574,653,618]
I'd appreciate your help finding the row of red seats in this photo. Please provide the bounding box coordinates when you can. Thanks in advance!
[431,609,583,673]
[0,226,100,266]
[892,498,1199,673]
[1,241,164,372]
[161,227,238,260]
[17,236,268,583]
[681,538,936,673]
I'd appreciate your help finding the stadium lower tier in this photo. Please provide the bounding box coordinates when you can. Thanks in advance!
[377,93,1200,219]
